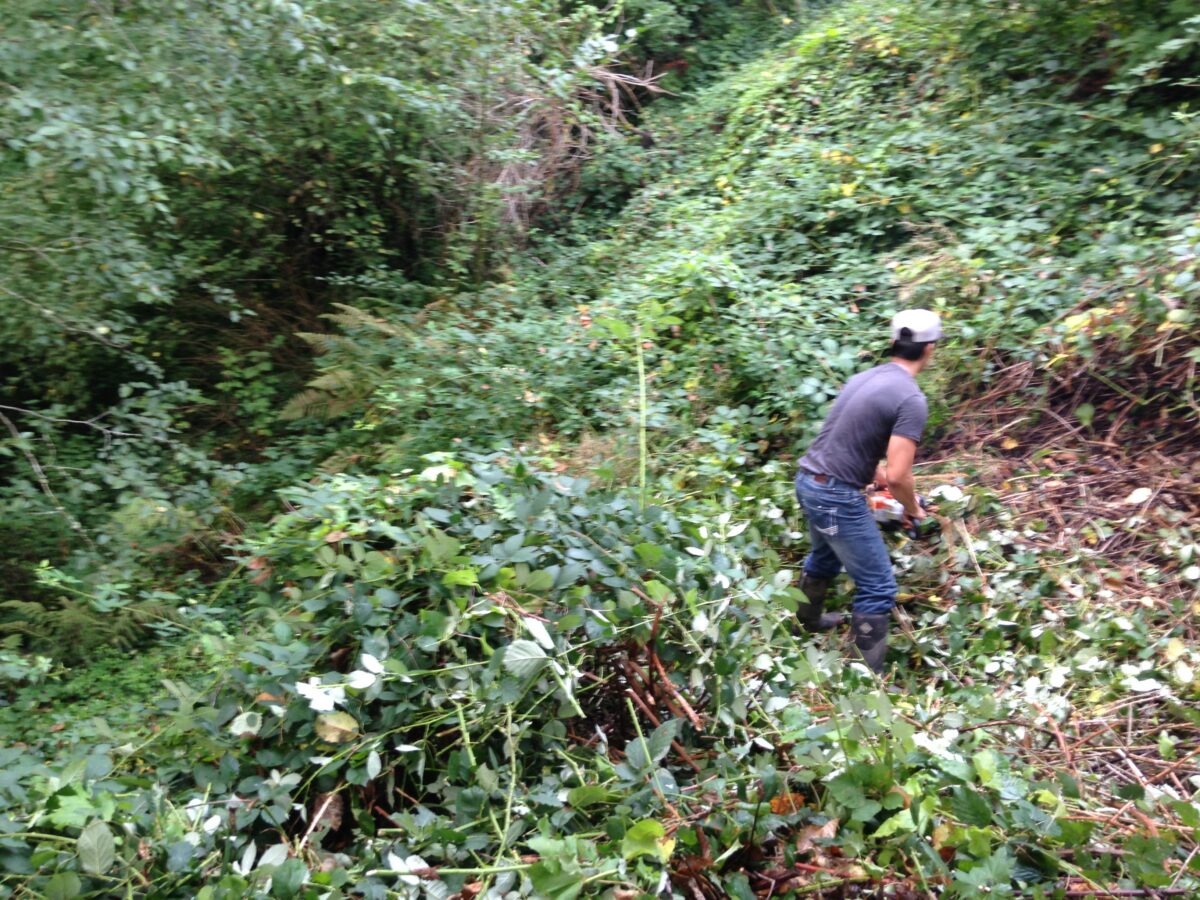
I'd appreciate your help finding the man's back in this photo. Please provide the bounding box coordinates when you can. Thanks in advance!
[799,362,928,487]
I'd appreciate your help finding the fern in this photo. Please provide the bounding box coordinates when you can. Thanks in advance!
[279,368,379,421]
[0,596,179,665]
[322,303,410,337]
[282,303,419,421]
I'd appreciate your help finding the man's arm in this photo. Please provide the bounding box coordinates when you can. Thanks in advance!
[885,434,924,520]
[872,462,889,489]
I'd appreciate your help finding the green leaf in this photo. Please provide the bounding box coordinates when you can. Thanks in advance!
[476,763,499,792]
[77,820,115,875]
[1171,800,1200,829]
[647,718,680,763]
[849,799,883,823]
[521,616,555,650]
[48,790,105,829]
[827,774,866,808]
[972,749,999,788]
[594,317,632,340]
[871,808,915,838]
[270,858,308,898]
[634,542,665,566]
[641,580,673,603]
[1074,402,1095,428]
[441,568,478,586]
[1117,783,1144,801]
[523,569,555,592]
[502,640,548,678]
[951,787,993,827]
[528,859,584,900]
[43,872,82,900]
[567,785,617,809]
[622,819,674,862]
[420,529,461,564]
[625,718,679,772]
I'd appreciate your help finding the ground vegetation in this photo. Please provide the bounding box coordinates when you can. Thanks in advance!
[1,0,1199,897]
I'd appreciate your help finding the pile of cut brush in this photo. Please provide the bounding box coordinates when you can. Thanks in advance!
[3,449,1199,898]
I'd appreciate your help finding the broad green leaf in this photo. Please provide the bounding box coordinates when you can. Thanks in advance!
[567,785,617,809]
[257,844,290,870]
[441,568,478,586]
[523,569,555,591]
[972,749,999,788]
[871,808,916,838]
[634,542,665,566]
[43,872,82,900]
[522,616,555,650]
[270,857,308,898]
[420,529,461,564]
[503,640,549,678]
[622,819,675,863]
[642,580,672,603]
[49,790,109,829]
[1171,800,1200,829]
[528,859,584,900]
[77,820,115,875]
[476,763,499,792]
[646,718,680,763]
[594,317,632,340]
[848,799,883,823]
[951,787,993,827]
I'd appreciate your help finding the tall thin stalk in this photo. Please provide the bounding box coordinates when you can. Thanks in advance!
[635,328,648,508]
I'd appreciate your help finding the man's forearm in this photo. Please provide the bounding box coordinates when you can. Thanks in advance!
[888,473,922,517]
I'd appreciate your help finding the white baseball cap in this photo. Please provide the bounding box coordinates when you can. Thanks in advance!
[890,308,943,342]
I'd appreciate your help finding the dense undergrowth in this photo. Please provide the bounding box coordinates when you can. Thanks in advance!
[3,0,1200,897]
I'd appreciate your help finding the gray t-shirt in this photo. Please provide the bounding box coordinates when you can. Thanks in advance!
[798,362,928,487]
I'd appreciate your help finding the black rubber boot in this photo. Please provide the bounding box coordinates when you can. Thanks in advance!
[796,574,845,633]
[851,612,891,673]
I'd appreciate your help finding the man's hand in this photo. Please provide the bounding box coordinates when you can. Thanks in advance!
[901,505,927,531]
[872,463,889,490]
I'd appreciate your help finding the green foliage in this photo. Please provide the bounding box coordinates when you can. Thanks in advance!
[2,452,1197,895]
[3,0,1200,896]
[281,0,1199,472]
[3,0,758,616]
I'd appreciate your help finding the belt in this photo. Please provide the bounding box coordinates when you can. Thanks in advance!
[802,470,860,490]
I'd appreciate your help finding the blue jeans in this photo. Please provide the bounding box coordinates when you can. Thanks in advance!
[794,471,897,615]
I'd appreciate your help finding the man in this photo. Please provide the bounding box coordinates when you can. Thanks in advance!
[793,309,941,673]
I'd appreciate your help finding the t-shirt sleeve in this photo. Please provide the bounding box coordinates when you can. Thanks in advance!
[892,394,928,442]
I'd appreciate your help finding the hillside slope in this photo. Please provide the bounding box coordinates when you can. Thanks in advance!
[2,1,1198,897]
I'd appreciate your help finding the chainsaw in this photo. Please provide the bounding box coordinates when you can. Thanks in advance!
[868,488,939,540]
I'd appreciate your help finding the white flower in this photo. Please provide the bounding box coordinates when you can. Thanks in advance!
[360,653,385,674]
[295,677,345,712]
[346,670,376,690]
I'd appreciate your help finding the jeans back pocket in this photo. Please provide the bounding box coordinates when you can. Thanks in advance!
[811,504,838,537]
